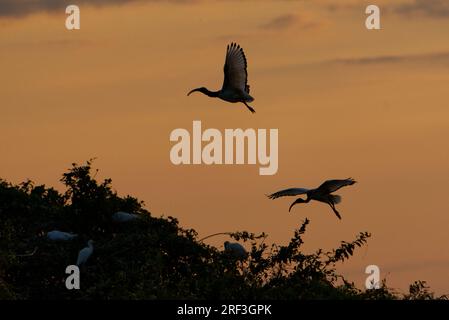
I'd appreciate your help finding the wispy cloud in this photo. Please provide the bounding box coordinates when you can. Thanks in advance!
[323,0,449,19]
[260,13,321,31]
[260,14,296,30]
[395,0,449,18]
[331,51,449,66]
[260,50,449,75]
[0,0,126,18]
[0,38,94,49]
[0,0,193,18]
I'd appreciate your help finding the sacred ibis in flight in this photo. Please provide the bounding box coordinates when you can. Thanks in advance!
[187,43,256,113]
[267,178,357,219]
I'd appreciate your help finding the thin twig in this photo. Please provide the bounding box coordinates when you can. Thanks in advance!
[198,232,232,243]
[16,247,38,257]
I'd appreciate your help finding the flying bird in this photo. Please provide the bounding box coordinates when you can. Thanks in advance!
[47,230,78,241]
[76,240,94,267]
[224,241,248,259]
[267,178,357,219]
[187,42,255,113]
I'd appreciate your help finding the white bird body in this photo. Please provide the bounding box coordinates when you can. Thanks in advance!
[47,230,78,241]
[188,43,256,113]
[224,241,248,259]
[268,178,357,219]
[112,211,140,222]
[76,240,94,267]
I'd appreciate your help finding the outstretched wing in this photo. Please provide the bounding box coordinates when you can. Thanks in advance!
[316,178,356,194]
[267,188,309,200]
[222,43,249,93]
[314,194,342,205]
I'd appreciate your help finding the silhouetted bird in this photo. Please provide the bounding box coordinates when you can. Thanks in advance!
[112,211,140,222]
[188,42,255,113]
[267,178,357,219]
[47,230,77,241]
[224,241,248,259]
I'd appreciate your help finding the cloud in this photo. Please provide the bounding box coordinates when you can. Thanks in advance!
[331,51,449,66]
[260,14,296,30]
[0,38,93,49]
[333,55,405,65]
[255,51,449,77]
[260,13,320,31]
[0,0,123,18]
[395,0,449,18]
[0,0,193,18]
[323,0,449,19]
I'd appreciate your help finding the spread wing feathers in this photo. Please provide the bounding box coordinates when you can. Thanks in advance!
[316,178,356,194]
[312,194,341,204]
[267,188,309,199]
[222,42,249,92]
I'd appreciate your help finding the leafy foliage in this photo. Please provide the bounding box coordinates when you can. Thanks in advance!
[0,161,445,300]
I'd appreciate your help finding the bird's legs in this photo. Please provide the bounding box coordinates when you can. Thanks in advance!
[327,202,342,220]
[243,102,256,114]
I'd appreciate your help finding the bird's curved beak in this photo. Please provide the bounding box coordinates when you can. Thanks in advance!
[288,202,296,212]
[187,88,200,96]
[289,198,304,212]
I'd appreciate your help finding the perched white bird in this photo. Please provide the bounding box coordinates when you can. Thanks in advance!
[224,241,248,259]
[47,230,78,241]
[112,211,140,222]
[188,43,255,113]
[267,178,357,219]
[76,240,94,267]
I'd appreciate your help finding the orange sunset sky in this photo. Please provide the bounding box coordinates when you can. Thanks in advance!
[1,0,449,294]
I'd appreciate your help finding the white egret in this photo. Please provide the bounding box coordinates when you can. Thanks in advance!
[76,240,94,267]
[112,211,140,222]
[267,178,357,219]
[224,241,248,259]
[188,42,255,113]
[47,230,78,241]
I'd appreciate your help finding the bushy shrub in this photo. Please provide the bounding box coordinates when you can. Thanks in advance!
[0,161,445,300]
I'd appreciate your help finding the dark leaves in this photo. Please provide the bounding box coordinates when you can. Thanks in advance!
[0,162,444,300]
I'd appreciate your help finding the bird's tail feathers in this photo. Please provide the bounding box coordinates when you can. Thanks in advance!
[331,195,342,204]
[246,95,254,103]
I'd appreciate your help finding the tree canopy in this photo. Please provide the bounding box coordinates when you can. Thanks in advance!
[0,161,445,300]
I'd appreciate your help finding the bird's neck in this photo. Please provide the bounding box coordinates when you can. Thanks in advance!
[200,88,220,98]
